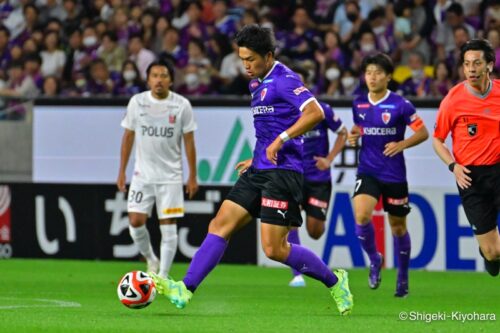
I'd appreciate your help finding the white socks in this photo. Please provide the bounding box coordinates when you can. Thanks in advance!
[159,224,178,278]
[129,224,158,262]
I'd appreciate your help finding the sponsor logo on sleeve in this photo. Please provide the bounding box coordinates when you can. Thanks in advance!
[293,86,308,95]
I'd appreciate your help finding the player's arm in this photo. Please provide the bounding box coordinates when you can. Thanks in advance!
[432,137,472,189]
[266,100,324,165]
[315,126,348,171]
[183,131,199,199]
[384,106,429,157]
[117,129,135,192]
[347,125,362,146]
[235,158,252,176]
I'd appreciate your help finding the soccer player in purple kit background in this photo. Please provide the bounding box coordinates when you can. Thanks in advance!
[286,67,348,288]
[152,25,354,315]
[347,53,429,297]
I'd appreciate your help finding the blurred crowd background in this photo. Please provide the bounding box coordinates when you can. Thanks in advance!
[0,0,499,103]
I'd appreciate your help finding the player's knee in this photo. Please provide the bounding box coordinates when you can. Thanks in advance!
[391,224,406,237]
[307,225,324,240]
[262,244,287,262]
[481,246,500,261]
[354,211,372,224]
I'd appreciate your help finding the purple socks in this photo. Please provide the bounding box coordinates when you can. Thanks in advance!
[183,233,228,292]
[284,244,338,288]
[394,232,411,280]
[355,223,380,264]
[287,229,302,276]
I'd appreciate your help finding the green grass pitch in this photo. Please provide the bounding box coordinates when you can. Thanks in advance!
[0,259,498,333]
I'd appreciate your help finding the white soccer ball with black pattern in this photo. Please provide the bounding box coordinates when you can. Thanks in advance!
[117,271,156,309]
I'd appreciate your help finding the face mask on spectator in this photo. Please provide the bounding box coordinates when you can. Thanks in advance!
[83,36,97,47]
[325,67,340,81]
[361,43,375,53]
[261,22,274,30]
[185,73,199,88]
[373,26,386,35]
[346,12,358,22]
[123,70,136,82]
[411,69,424,79]
[341,77,355,88]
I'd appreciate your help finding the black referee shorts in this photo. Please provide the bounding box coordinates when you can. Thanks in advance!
[458,163,500,235]
[226,167,303,227]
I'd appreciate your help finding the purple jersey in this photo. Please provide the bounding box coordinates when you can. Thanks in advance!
[353,91,417,183]
[250,62,316,173]
[303,102,344,182]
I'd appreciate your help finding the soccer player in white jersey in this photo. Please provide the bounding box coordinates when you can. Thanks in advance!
[117,60,198,278]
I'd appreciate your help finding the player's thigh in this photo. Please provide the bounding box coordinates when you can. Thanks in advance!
[381,181,411,217]
[155,183,184,220]
[353,175,380,222]
[303,181,331,222]
[208,199,253,239]
[127,178,155,218]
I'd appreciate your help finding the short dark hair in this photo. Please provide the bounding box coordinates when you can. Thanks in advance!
[234,24,275,57]
[361,53,394,74]
[460,38,496,65]
[146,60,175,83]
[0,25,10,37]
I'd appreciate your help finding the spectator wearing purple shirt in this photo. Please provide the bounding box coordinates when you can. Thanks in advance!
[212,0,237,38]
[113,60,146,96]
[281,6,318,63]
[151,25,353,316]
[347,53,429,297]
[0,26,11,80]
[398,51,433,97]
[158,27,188,69]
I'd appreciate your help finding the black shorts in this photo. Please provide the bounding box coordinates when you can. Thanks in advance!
[226,167,303,227]
[458,163,500,235]
[353,174,411,217]
[303,180,332,221]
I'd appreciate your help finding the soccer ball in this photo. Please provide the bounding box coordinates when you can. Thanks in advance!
[117,271,156,309]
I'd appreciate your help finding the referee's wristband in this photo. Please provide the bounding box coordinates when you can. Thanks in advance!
[448,162,456,172]
[279,131,290,142]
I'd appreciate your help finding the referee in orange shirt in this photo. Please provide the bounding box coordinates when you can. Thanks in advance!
[433,39,500,276]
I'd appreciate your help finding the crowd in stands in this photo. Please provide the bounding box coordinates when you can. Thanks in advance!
[0,0,499,105]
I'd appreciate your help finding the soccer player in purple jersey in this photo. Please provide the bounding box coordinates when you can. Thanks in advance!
[347,53,429,297]
[286,67,348,287]
[151,25,353,315]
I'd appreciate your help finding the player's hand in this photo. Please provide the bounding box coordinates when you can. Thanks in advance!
[185,176,199,199]
[347,127,361,146]
[235,158,252,176]
[383,141,405,157]
[266,137,284,165]
[117,172,126,192]
[453,164,472,189]
[314,156,332,171]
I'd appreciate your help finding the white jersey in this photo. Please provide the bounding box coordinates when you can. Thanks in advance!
[121,90,197,184]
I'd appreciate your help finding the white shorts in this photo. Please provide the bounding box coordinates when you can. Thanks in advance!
[127,177,184,219]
